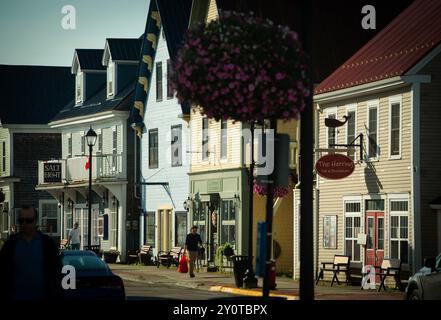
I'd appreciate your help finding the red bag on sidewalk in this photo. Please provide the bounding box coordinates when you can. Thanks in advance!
[178,255,188,273]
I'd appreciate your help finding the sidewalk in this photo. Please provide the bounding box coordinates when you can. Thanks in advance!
[109,264,404,300]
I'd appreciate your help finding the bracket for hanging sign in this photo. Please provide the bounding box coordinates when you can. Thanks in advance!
[329,133,364,162]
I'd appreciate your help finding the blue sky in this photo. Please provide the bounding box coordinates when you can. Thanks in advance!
[0,0,150,66]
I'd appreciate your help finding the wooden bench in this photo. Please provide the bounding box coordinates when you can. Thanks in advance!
[376,258,403,292]
[157,247,184,268]
[137,245,154,265]
[316,255,351,286]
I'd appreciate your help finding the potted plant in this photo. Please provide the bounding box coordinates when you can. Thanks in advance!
[103,249,120,263]
[223,243,234,257]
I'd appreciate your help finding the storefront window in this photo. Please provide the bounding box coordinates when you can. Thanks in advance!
[220,200,236,246]
[175,211,187,246]
[193,202,207,243]
[65,209,73,237]
[41,202,58,234]
[390,201,409,263]
[145,211,155,246]
[345,201,361,262]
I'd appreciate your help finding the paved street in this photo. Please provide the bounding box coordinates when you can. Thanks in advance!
[124,280,236,300]
[110,264,404,300]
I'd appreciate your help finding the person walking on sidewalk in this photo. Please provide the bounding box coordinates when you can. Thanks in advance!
[185,226,202,278]
[67,222,81,250]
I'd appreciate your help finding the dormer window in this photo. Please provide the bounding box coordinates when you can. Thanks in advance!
[107,62,115,97]
[75,72,83,103]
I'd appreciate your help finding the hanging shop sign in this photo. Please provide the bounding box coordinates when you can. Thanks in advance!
[315,154,355,180]
[43,162,62,183]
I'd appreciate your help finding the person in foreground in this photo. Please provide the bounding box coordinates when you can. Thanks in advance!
[0,205,62,300]
[185,225,203,278]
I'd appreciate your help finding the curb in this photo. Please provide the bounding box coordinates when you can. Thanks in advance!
[209,286,299,300]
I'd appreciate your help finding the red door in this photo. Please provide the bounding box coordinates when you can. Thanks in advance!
[365,212,385,268]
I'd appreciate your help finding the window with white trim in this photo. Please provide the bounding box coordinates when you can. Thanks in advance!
[67,135,72,158]
[75,72,83,103]
[221,200,236,246]
[345,201,361,262]
[110,210,118,248]
[171,125,182,167]
[144,211,155,245]
[40,202,59,235]
[112,127,118,171]
[220,119,228,160]
[81,134,85,155]
[175,211,187,246]
[65,208,73,237]
[327,112,337,148]
[107,62,115,97]
[1,140,6,174]
[390,200,409,263]
[156,61,163,101]
[346,108,356,160]
[389,99,401,158]
[367,104,379,159]
[202,117,209,160]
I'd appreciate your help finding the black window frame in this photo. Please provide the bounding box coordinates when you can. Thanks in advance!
[202,118,209,160]
[171,125,182,167]
[167,59,173,99]
[156,62,163,101]
[149,129,159,169]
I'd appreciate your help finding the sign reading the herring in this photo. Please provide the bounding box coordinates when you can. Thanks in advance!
[43,162,62,183]
[315,154,355,180]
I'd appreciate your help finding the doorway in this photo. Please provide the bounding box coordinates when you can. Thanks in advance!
[73,204,100,249]
[157,209,172,252]
[365,211,385,267]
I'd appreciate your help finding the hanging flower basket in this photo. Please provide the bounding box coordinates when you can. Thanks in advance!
[172,10,309,123]
[253,177,290,198]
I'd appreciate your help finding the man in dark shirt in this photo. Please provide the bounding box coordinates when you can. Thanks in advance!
[185,226,202,278]
[0,205,62,300]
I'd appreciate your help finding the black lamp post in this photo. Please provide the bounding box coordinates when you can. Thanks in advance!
[243,122,258,289]
[85,127,97,249]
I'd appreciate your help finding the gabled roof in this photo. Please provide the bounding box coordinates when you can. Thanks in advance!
[72,49,106,73]
[0,65,74,125]
[103,38,143,64]
[157,0,193,62]
[315,0,441,95]
[50,80,135,123]
[156,0,192,114]
[130,0,192,134]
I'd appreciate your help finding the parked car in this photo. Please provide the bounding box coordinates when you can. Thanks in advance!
[406,253,441,300]
[60,250,125,300]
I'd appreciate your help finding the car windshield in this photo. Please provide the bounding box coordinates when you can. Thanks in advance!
[62,255,108,272]
[436,254,441,270]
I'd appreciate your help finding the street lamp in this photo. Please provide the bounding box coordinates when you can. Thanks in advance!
[243,122,258,289]
[85,127,97,249]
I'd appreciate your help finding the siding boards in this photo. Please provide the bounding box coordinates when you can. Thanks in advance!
[316,87,413,270]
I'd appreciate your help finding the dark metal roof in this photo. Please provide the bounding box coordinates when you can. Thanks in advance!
[315,0,441,94]
[50,81,135,122]
[156,0,193,114]
[0,65,75,125]
[76,49,106,71]
[157,0,193,61]
[107,38,143,61]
